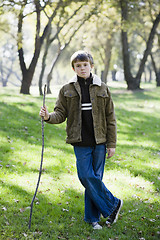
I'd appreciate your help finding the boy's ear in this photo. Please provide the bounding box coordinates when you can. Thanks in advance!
[72,67,75,71]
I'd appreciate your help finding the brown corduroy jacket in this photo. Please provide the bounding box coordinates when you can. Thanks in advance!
[46,74,117,148]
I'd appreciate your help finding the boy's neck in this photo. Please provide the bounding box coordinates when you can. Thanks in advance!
[77,73,93,85]
[77,73,92,80]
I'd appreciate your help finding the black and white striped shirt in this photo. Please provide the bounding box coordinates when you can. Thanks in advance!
[74,74,96,147]
[81,103,92,111]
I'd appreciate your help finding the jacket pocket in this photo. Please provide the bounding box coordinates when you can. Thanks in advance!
[64,90,80,115]
[94,90,108,134]
[96,90,108,98]
[96,90,109,108]
[64,90,79,98]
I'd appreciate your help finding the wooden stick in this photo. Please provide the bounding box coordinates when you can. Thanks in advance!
[29,84,47,229]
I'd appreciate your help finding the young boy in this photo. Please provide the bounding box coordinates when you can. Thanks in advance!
[39,50,123,230]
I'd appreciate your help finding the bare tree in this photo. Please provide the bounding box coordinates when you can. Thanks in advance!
[0,43,21,87]
[150,51,160,86]
[38,1,102,95]
[17,0,64,94]
[38,3,85,95]
[100,31,114,83]
[120,0,160,90]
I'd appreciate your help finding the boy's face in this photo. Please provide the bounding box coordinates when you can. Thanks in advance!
[73,61,92,79]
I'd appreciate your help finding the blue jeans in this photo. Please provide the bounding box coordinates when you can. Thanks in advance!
[74,144,119,223]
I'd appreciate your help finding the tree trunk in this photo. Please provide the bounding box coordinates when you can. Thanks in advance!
[148,65,152,83]
[102,33,113,83]
[150,53,160,86]
[157,71,160,86]
[0,62,7,87]
[19,47,41,94]
[136,12,160,84]
[144,67,147,83]
[39,70,44,96]
[20,71,33,94]
[120,0,160,90]
[47,73,52,94]
[20,78,31,94]
[39,23,51,96]
[112,70,117,81]
[46,50,61,94]
[121,30,140,90]
[120,0,140,90]
[18,0,63,94]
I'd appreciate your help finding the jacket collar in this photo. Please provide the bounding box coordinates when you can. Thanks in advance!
[69,74,101,86]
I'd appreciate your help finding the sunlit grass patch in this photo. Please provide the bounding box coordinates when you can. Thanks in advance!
[0,85,160,240]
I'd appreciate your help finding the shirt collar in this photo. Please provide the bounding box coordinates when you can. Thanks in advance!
[69,74,101,86]
[77,73,93,85]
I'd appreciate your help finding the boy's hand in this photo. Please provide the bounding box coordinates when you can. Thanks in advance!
[39,105,50,120]
[107,148,115,159]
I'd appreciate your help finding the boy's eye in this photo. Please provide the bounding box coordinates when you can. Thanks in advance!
[75,62,88,68]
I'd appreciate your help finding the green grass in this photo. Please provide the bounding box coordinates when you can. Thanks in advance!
[0,83,160,240]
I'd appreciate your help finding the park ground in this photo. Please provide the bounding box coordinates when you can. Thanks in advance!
[0,82,160,240]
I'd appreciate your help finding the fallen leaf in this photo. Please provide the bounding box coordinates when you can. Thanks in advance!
[62,208,69,212]
[22,233,27,237]
[75,195,79,198]
[20,208,25,213]
[149,219,156,222]
[2,207,7,211]
[26,206,31,210]
[33,231,42,236]
[46,189,50,192]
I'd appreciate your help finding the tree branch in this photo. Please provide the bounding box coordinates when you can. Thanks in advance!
[136,12,160,80]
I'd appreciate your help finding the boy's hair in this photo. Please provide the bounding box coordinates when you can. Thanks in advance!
[71,50,94,69]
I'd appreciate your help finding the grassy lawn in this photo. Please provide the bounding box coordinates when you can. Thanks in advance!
[0,83,160,240]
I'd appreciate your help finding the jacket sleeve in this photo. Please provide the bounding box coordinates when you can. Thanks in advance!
[106,88,117,148]
[46,87,67,124]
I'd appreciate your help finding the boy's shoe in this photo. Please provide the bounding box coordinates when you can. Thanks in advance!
[106,199,123,225]
[92,222,102,230]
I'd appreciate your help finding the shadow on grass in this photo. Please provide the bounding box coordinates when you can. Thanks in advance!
[0,101,66,145]
[1,92,160,187]
[0,89,160,239]
[0,181,84,239]
[105,141,160,194]
[0,100,73,171]
[1,180,159,240]
[116,110,159,144]
[112,87,160,101]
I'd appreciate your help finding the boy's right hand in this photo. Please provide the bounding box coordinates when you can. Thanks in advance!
[39,105,50,120]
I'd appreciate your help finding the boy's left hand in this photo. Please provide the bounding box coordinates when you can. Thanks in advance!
[107,148,115,159]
